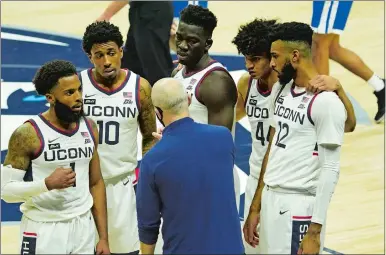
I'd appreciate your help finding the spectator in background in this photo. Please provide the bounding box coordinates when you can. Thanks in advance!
[97,1,174,86]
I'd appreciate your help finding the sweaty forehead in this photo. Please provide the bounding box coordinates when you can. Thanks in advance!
[177,22,206,38]
[91,41,120,53]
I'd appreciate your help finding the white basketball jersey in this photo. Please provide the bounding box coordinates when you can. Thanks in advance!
[245,77,272,179]
[21,115,95,222]
[264,81,320,194]
[174,61,236,135]
[80,69,140,180]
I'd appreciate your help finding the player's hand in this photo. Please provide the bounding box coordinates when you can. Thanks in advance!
[307,75,341,94]
[152,127,164,140]
[45,167,76,190]
[243,210,260,247]
[96,239,110,255]
[297,228,321,255]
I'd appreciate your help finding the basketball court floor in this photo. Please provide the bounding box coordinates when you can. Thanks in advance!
[1,1,384,254]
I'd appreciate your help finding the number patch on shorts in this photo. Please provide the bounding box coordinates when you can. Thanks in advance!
[21,232,37,255]
[291,216,311,255]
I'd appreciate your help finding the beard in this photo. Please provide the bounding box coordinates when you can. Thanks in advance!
[54,99,83,123]
[278,60,297,85]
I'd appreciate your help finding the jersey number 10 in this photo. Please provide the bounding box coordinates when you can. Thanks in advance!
[96,120,120,145]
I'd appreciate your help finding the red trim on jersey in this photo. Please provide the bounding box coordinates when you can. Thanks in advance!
[256,79,272,97]
[312,152,319,156]
[307,92,323,125]
[182,60,218,78]
[194,67,231,105]
[38,114,79,137]
[24,119,45,160]
[292,216,312,220]
[87,68,131,95]
[23,232,37,237]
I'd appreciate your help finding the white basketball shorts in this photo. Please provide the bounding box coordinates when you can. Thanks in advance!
[20,210,95,254]
[259,185,326,255]
[103,171,139,253]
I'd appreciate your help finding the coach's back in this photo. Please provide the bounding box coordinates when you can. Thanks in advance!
[139,117,243,254]
[137,78,243,254]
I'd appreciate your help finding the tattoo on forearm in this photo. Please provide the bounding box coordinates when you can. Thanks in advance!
[139,84,157,156]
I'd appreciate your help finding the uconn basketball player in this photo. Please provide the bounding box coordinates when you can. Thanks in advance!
[232,19,356,255]
[244,22,346,255]
[1,60,109,254]
[311,0,385,123]
[171,5,240,212]
[80,21,157,254]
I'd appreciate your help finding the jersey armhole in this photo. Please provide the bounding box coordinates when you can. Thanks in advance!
[84,117,97,146]
[194,67,232,105]
[243,76,254,109]
[24,119,45,160]
[306,92,323,125]
[136,75,141,113]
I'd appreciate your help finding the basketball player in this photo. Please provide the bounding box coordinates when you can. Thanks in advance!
[80,21,157,254]
[232,19,356,254]
[1,60,109,254]
[170,5,241,211]
[243,22,347,254]
[311,0,385,123]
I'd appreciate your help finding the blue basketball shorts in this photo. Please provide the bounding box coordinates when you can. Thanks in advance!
[311,0,353,35]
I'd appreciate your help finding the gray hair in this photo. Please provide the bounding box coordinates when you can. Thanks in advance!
[152,78,189,115]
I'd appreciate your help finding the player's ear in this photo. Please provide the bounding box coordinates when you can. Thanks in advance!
[87,53,93,64]
[205,38,213,52]
[119,47,124,59]
[45,93,55,105]
[291,49,300,64]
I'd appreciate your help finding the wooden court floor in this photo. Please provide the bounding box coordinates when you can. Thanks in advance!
[1,1,385,254]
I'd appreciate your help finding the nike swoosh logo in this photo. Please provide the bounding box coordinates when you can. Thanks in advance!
[85,94,96,98]
[279,210,289,215]
[250,95,257,98]
[48,137,60,143]
[23,95,46,102]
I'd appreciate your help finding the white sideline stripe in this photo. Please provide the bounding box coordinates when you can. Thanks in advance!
[1,32,69,47]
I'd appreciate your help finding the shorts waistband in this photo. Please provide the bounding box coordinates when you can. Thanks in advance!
[266,185,314,196]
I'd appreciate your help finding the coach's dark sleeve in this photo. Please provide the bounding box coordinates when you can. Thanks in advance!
[136,156,161,244]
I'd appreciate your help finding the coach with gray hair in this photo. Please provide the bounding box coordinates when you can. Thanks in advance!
[136,78,244,254]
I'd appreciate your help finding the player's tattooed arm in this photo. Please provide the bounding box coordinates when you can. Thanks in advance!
[138,78,157,156]
[3,122,40,170]
[87,118,109,245]
[199,70,238,131]
[235,72,251,122]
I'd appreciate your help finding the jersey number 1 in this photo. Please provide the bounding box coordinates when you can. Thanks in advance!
[97,121,120,145]
[70,162,76,187]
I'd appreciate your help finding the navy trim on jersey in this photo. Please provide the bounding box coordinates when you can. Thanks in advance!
[256,79,271,98]
[244,76,253,109]
[83,117,97,146]
[136,74,141,112]
[195,66,232,105]
[181,60,218,79]
[38,114,80,137]
[25,119,45,160]
[307,92,323,125]
[290,83,306,98]
[87,68,131,96]
[274,83,287,104]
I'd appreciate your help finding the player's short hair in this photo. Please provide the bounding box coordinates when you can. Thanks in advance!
[270,21,313,47]
[180,5,217,37]
[82,21,124,55]
[32,60,78,95]
[232,19,279,57]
